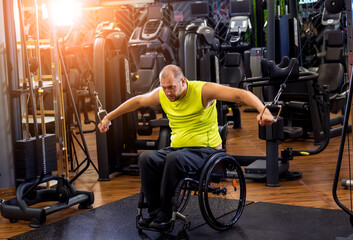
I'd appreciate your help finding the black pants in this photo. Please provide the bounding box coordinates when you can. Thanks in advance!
[138,147,217,215]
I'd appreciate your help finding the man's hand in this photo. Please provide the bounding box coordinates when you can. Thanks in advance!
[257,108,274,126]
[98,117,111,133]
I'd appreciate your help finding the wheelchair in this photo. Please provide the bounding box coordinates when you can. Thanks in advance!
[136,125,246,238]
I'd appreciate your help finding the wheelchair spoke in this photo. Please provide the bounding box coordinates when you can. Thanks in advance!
[198,153,246,231]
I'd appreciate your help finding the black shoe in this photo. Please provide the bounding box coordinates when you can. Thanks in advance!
[137,215,156,228]
[149,211,172,231]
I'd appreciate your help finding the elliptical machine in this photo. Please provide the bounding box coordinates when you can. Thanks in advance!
[128,3,177,95]
[221,0,253,54]
[127,3,176,152]
[183,1,220,83]
[219,0,254,127]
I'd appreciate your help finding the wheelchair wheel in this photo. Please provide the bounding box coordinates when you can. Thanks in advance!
[174,178,197,213]
[198,152,246,231]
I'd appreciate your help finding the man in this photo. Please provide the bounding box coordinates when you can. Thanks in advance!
[98,64,273,230]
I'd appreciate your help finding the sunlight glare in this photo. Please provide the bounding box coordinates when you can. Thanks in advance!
[42,0,82,26]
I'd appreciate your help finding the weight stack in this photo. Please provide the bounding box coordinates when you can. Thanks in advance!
[15,134,57,181]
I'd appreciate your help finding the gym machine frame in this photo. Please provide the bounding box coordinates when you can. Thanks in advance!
[0,0,94,227]
[332,0,353,225]
[237,61,332,186]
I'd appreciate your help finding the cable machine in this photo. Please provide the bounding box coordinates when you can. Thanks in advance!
[1,0,94,227]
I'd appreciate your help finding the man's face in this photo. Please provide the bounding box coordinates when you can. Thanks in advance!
[160,76,184,102]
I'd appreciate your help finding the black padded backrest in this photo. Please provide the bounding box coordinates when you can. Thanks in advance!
[218,124,228,150]
[261,57,299,81]
[327,30,345,47]
[178,30,186,72]
[325,47,343,62]
[220,67,243,87]
[324,30,345,63]
[277,56,290,68]
[261,57,291,79]
[220,53,244,87]
[243,50,251,78]
[140,53,156,69]
[162,43,175,64]
[261,57,306,103]
[317,63,344,93]
[224,52,242,67]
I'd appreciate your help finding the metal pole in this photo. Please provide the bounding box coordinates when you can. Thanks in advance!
[346,0,353,77]
[266,0,275,61]
[256,0,265,47]
[332,0,353,218]
[33,0,42,83]
[2,0,18,188]
[46,0,64,176]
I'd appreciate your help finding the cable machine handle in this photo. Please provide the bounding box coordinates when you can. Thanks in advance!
[260,103,282,123]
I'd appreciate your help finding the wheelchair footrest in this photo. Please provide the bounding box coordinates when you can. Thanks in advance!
[136,220,175,233]
[175,211,189,223]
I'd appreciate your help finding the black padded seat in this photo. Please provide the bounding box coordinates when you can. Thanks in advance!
[283,126,303,139]
[317,63,344,93]
[220,52,244,88]
[317,63,345,113]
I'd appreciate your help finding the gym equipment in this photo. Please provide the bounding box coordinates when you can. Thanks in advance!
[325,0,345,14]
[61,29,99,175]
[300,2,344,70]
[315,29,348,137]
[1,0,94,227]
[242,47,267,104]
[341,179,353,188]
[238,57,334,186]
[182,1,233,126]
[136,125,246,237]
[246,1,347,144]
[333,61,353,227]
[128,3,177,96]
[57,42,96,183]
[264,0,299,64]
[264,0,301,64]
[183,1,219,83]
[219,0,253,126]
[221,0,253,53]
[329,0,353,232]
[94,22,135,180]
[219,52,243,128]
[126,3,176,164]
[93,19,171,178]
[322,7,342,26]
[273,29,348,144]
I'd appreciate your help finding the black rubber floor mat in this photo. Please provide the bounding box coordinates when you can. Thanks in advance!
[9,194,352,240]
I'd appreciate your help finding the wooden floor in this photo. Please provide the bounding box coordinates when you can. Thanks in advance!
[1,106,353,239]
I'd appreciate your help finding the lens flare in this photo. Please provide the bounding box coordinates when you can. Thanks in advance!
[43,0,82,26]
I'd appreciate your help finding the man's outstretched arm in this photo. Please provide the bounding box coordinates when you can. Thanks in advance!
[202,83,274,126]
[98,87,161,133]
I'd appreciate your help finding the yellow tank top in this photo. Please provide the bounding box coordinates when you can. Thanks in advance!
[159,79,221,148]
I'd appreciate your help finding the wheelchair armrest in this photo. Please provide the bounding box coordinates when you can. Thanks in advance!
[150,118,170,128]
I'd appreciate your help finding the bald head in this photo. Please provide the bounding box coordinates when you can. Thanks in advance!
[159,65,187,102]
[159,64,184,82]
